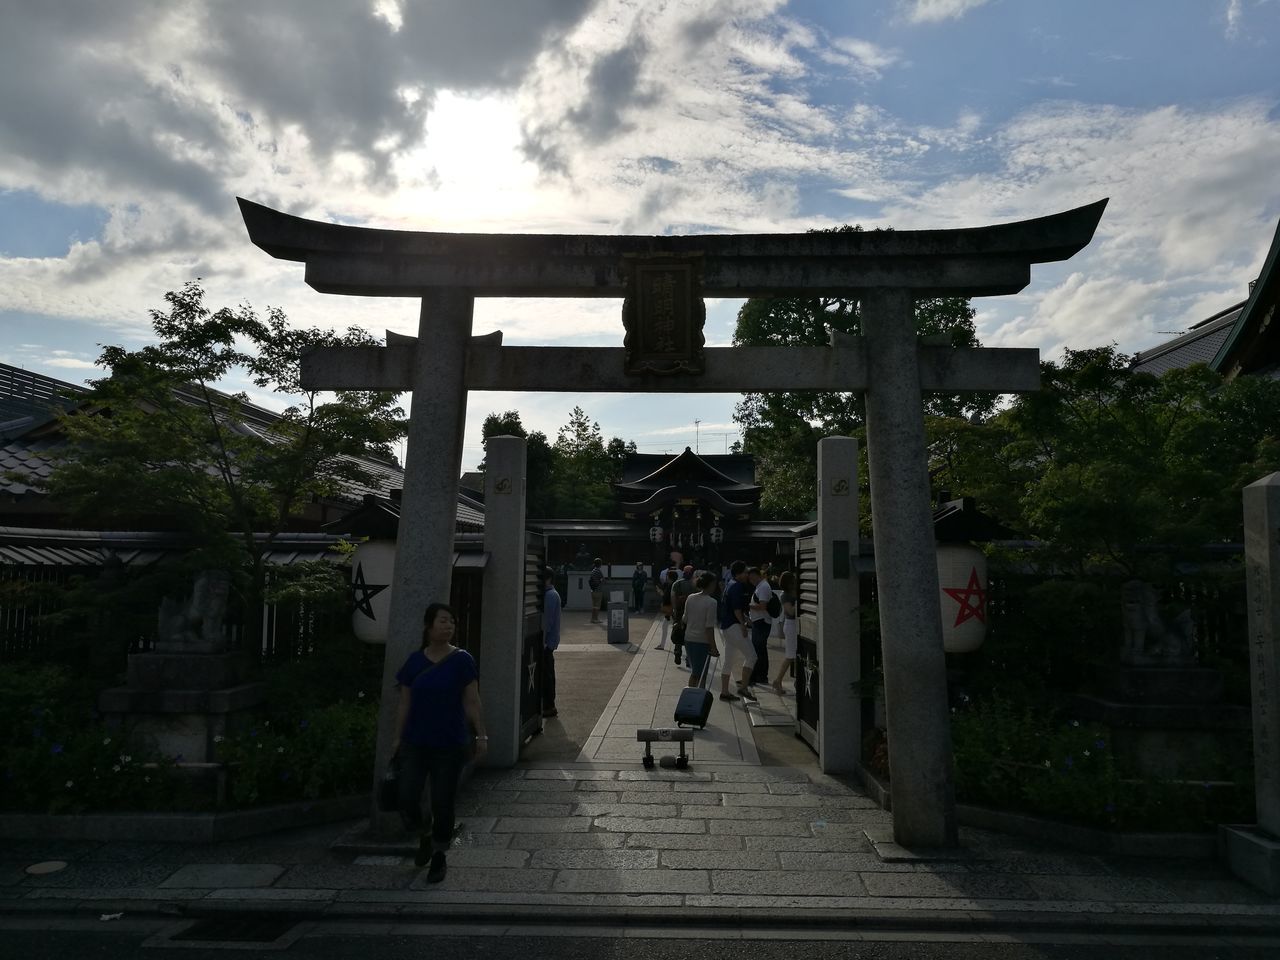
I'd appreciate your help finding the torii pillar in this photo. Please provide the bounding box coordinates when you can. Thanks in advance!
[237,196,1106,848]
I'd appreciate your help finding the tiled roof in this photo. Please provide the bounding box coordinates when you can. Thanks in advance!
[0,362,406,505]
[0,434,62,496]
[323,492,485,537]
[0,526,342,567]
[1131,306,1243,376]
[0,364,86,439]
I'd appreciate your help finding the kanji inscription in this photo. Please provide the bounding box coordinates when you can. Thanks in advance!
[622,256,706,375]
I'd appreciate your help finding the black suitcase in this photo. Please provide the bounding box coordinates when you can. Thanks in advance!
[674,657,714,729]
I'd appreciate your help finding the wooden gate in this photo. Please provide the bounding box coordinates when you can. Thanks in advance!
[794,534,820,750]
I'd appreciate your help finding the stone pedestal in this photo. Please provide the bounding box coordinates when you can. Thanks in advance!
[98,570,265,765]
[1071,667,1249,780]
[97,679,265,762]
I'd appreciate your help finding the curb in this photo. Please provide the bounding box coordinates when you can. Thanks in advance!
[5,896,1280,939]
[0,795,366,844]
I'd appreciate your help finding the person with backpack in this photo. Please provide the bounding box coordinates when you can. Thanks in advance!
[630,561,648,613]
[588,558,605,623]
[747,566,775,686]
[669,564,696,667]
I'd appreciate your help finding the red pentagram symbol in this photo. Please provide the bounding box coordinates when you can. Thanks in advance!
[943,568,987,627]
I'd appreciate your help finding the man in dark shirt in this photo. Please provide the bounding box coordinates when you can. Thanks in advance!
[716,560,759,701]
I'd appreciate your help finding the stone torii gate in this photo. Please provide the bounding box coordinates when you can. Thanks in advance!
[238,197,1106,848]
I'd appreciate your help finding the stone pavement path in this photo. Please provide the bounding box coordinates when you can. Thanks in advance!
[1,611,1278,934]
[578,615,798,764]
[5,762,1279,928]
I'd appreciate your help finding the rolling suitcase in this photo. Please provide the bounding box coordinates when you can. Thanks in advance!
[674,656,714,729]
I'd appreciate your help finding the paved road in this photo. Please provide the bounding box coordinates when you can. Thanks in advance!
[1,923,1278,959]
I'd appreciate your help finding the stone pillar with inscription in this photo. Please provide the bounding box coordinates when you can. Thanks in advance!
[816,437,861,773]
[480,435,530,768]
[1222,473,1280,895]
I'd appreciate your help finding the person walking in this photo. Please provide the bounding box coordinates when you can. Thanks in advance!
[772,571,799,695]
[588,558,605,623]
[392,602,488,883]
[717,560,758,702]
[541,566,561,718]
[747,567,773,686]
[630,561,648,613]
[669,564,696,666]
[681,571,721,686]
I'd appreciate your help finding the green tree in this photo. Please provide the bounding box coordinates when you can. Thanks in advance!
[733,230,988,517]
[34,281,406,648]
[942,346,1280,577]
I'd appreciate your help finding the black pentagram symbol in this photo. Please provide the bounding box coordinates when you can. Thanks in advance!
[351,562,389,620]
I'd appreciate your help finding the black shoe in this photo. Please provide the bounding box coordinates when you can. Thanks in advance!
[737,686,758,702]
[426,851,447,883]
[414,834,431,867]
[718,693,739,702]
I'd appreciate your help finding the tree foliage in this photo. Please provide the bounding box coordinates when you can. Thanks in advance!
[478,405,635,519]
[36,281,407,642]
[937,346,1280,577]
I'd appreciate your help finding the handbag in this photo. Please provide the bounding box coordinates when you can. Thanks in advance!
[377,754,401,812]
[376,649,456,813]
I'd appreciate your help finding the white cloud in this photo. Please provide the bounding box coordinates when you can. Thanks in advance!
[826,37,902,78]
[903,0,992,25]
[44,356,99,370]
[1226,0,1243,38]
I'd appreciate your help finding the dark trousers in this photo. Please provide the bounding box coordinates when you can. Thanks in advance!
[632,585,644,612]
[542,647,557,710]
[750,619,772,685]
[397,743,469,851]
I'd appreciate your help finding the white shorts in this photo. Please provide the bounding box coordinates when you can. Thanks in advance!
[783,619,799,659]
[719,624,757,675]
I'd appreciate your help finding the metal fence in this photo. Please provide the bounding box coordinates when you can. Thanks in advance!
[0,562,349,664]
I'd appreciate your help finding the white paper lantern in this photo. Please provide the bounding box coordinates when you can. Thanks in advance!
[351,540,396,643]
[936,543,987,653]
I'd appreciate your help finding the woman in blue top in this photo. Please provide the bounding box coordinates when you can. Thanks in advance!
[392,602,487,883]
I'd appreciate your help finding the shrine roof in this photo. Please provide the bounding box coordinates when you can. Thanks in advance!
[1212,217,1280,380]
[323,491,485,539]
[1131,304,1243,377]
[615,448,760,492]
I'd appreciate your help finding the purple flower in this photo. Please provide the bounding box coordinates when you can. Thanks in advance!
[51,744,63,755]
[250,729,258,737]
[1094,738,1106,749]
[1063,756,1074,769]
[299,720,309,730]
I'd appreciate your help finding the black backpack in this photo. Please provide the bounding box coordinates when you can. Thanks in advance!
[765,590,782,619]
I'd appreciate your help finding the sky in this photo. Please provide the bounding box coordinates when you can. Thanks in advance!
[2,0,1279,471]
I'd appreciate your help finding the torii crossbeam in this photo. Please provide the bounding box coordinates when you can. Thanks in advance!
[239,197,1106,848]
